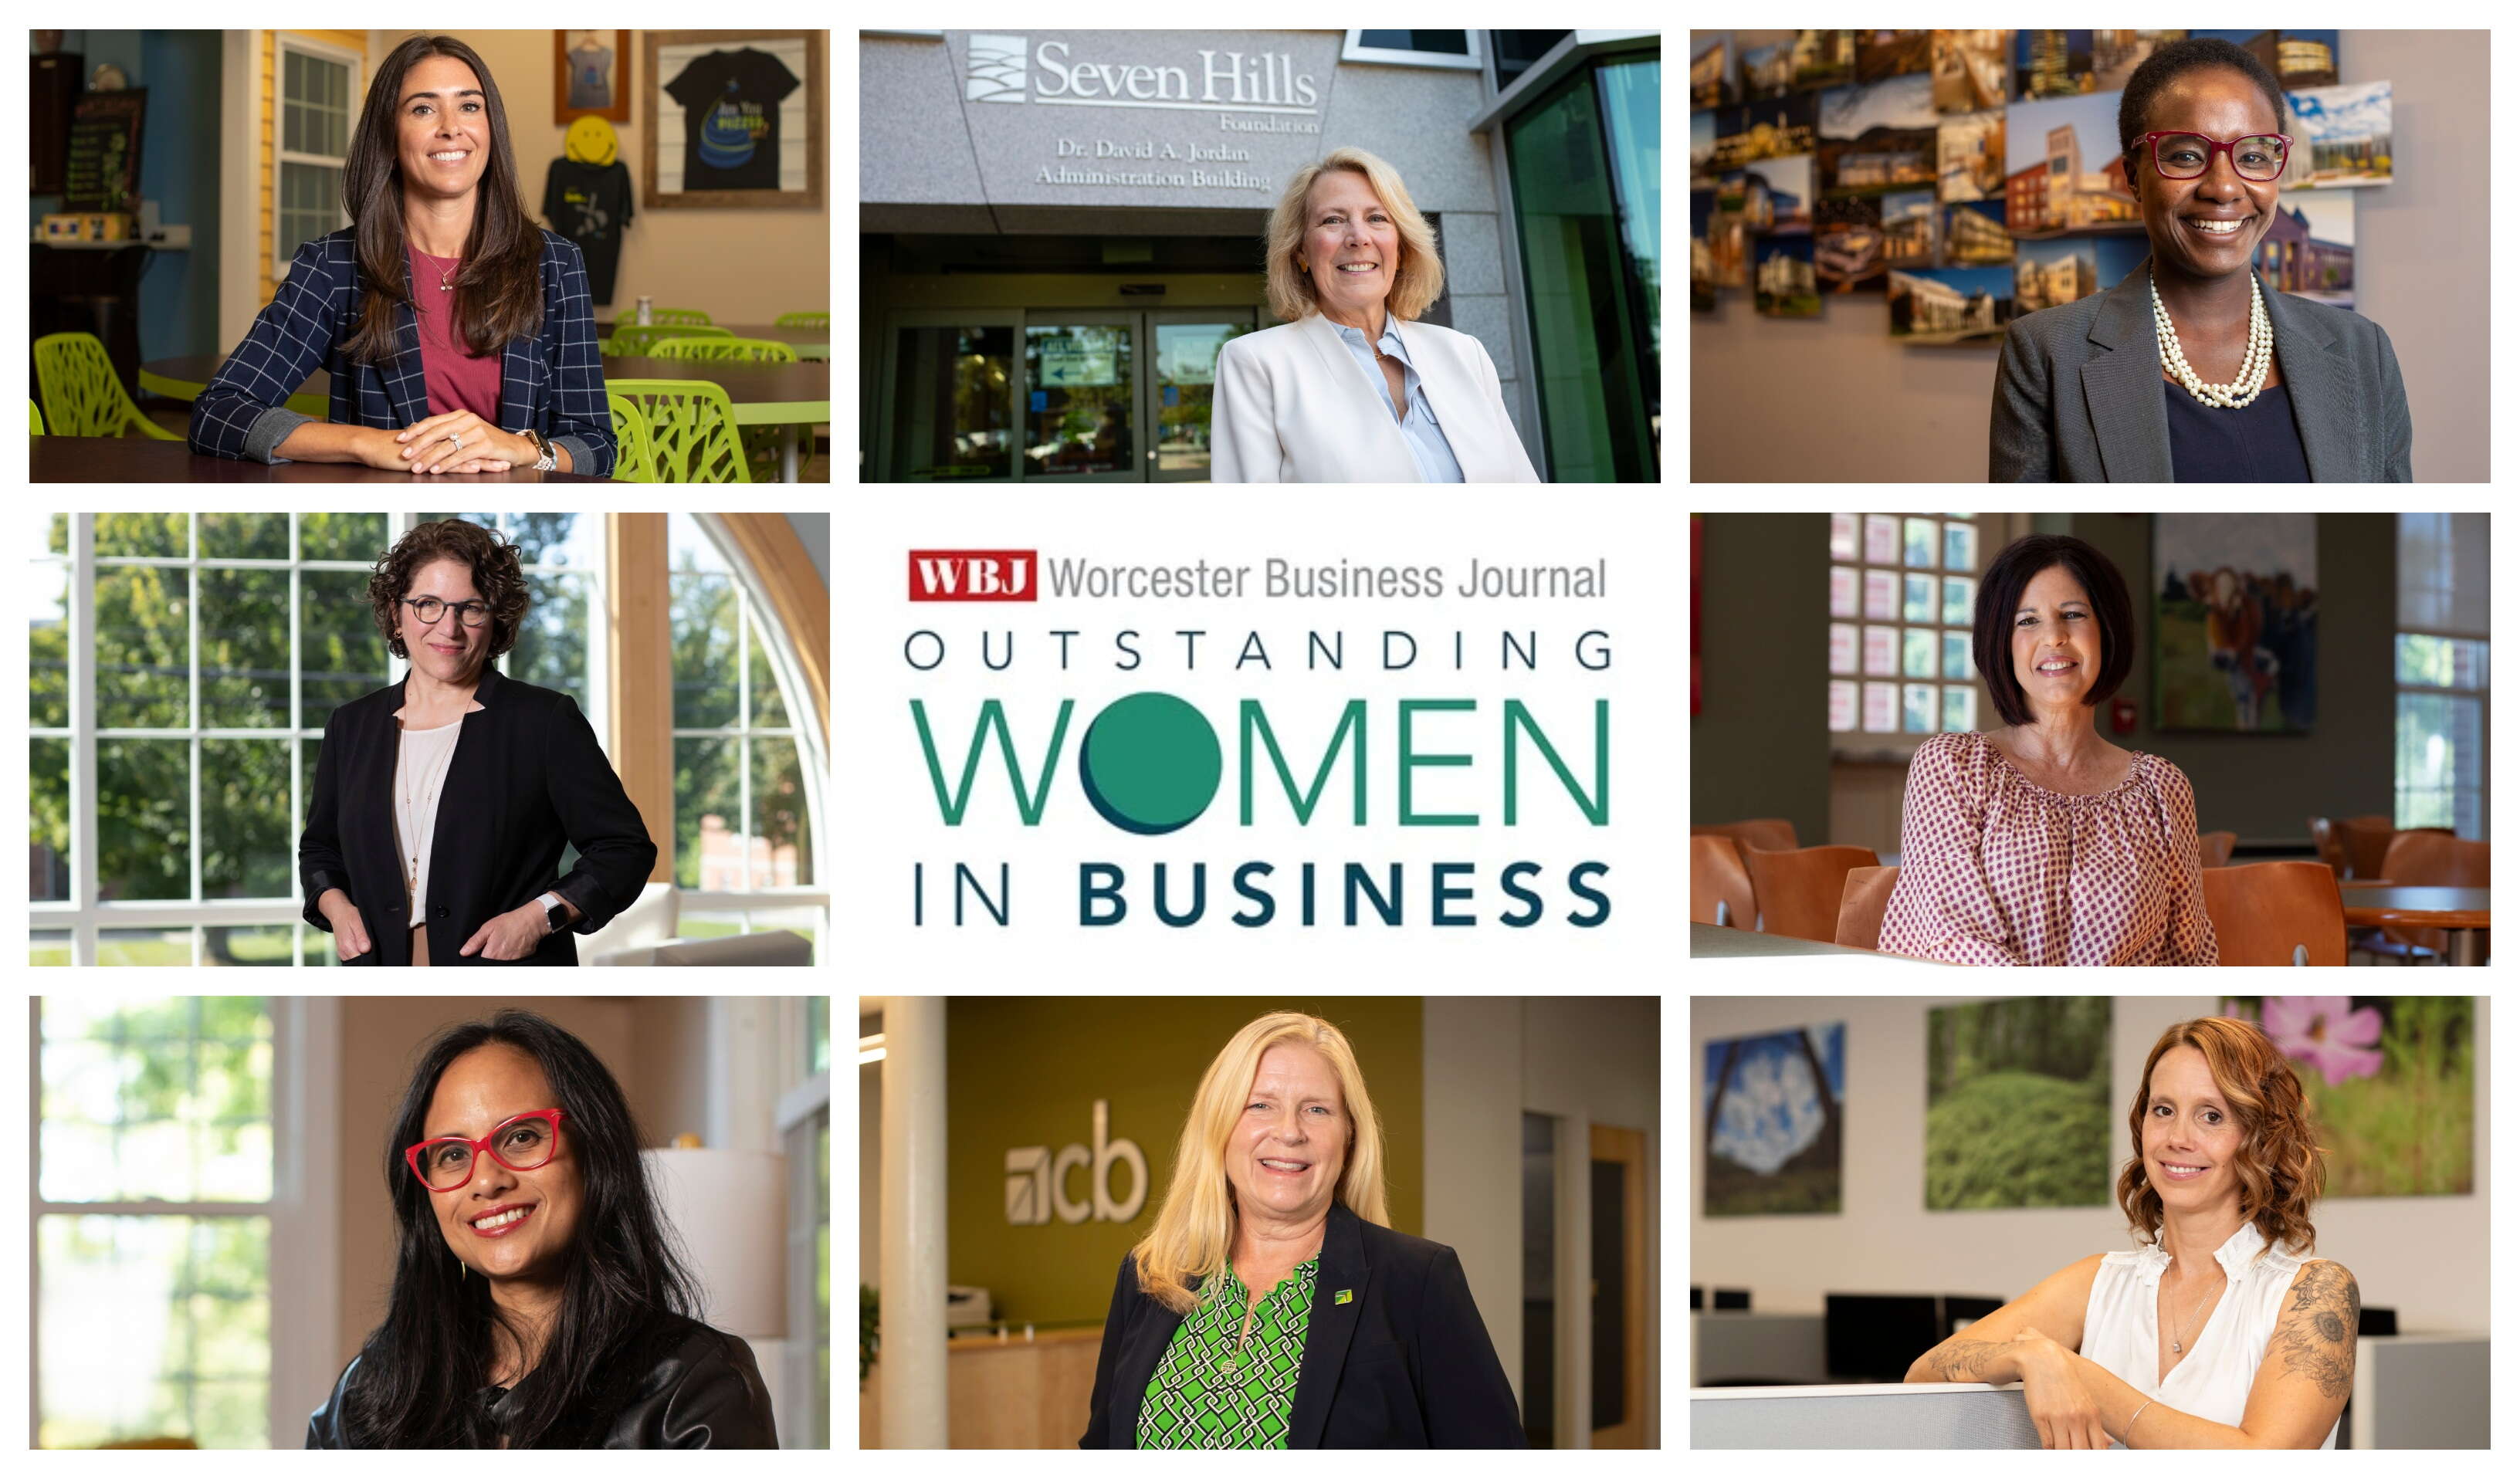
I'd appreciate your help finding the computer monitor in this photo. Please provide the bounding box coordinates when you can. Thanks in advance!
[1943,1295,2003,1335]
[1826,1294,1942,1383]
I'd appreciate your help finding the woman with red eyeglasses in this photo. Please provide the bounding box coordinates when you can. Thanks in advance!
[1991,37,2411,482]
[307,1010,776,1447]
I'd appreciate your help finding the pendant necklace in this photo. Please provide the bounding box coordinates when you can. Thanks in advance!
[2166,1267,2220,1354]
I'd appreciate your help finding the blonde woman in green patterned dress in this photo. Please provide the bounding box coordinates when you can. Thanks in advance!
[1079,1012,1523,1448]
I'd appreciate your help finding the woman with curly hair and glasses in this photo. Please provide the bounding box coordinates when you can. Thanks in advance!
[308,1010,777,1446]
[1905,1017,2356,1449]
[298,519,655,965]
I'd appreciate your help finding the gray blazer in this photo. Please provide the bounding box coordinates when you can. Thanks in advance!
[1990,258,2411,482]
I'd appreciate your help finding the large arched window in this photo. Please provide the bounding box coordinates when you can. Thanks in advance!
[29,513,603,966]
[666,513,825,956]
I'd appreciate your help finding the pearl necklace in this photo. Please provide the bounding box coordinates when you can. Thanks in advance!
[2151,267,2272,408]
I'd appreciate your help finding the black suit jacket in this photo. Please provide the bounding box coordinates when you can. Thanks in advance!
[1080,1200,1525,1448]
[297,663,656,966]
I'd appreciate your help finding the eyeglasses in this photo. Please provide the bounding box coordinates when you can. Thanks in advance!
[2136,130,2291,182]
[405,1108,567,1192]
[401,595,492,628]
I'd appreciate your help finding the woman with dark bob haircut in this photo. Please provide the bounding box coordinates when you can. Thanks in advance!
[1908,1016,2355,1448]
[309,1010,777,1446]
[189,34,615,476]
[1877,533,2217,964]
[298,518,655,966]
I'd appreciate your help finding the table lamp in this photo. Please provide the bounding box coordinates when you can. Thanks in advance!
[642,1139,788,1339]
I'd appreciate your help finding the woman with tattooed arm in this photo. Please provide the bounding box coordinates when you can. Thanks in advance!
[1904,1017,2358,1448]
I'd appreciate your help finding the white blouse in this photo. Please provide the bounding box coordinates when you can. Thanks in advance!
[392,716,465,922]
[2080,1220,2338,1449]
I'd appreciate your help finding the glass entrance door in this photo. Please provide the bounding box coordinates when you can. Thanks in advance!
[881,306,1258,481]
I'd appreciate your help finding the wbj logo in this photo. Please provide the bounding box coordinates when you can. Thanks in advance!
[909,550,1036,601]
[967,36,1028,104]
[1005,1099,1146,1225]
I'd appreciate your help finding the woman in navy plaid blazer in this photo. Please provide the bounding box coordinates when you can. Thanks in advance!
[191,34,615,477]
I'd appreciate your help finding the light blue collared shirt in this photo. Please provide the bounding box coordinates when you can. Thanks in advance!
[1326,318,1465,483]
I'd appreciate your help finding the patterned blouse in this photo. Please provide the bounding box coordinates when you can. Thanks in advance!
[1136,1255,1319,1449]
[1877,731,2219,966]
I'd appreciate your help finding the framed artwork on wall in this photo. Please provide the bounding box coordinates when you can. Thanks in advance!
[555,29,632,124]
[644,29,825,212]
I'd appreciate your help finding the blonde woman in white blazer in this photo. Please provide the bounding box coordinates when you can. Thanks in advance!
[1212,147,1541,483]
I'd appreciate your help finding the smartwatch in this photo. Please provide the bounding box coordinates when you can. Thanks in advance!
[523,427,558,472]
[537,891,569,935]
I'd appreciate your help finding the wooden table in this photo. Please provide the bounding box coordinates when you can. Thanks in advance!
[605,320,828,359]
[140,354,830,481]
[1692,922,1950,963]
[2335,885,2491,966]
[32,437,606,482]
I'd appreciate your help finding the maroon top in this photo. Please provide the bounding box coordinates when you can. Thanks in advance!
[408,245,503,421]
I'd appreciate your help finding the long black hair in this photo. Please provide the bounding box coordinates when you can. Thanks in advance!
[339,1010,701,1447]
[340,34,545,365]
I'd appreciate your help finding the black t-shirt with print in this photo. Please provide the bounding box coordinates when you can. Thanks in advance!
[543,157,634,305]
[663,48,801,192]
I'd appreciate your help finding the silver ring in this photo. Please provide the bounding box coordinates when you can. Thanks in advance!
[451,432,463,452]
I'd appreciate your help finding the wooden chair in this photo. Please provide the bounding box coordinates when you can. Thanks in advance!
[2366,831,2490,964]
[2197,831,2237,869]
[1692,835,1757,929]
[2334,815,2403,881]
[1690,817,1798,854]
[1834,865,1899,949]
[2199,861,2348,966]
[2305,817,2346,877]
[1740,844,1882,943]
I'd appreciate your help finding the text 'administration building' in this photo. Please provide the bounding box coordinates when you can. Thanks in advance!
[862,30,1660,482]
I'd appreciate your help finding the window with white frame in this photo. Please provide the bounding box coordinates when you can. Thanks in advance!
[27,513,605,966]
[778,998,832,1449]
[276,36,357,270]
[33,995,334,1450]
[668,513,825,959]
[1827,513,1993,740]
[2395,513,2489,837]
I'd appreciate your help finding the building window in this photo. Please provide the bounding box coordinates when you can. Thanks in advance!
[1505,58,1661,480]
[2395,513,2488,836]
[1492,31,1573,90]
[27,513,602,966]
[36,997,277,1447]
[275,36,357,271]
[1343,30,1484,71]
[1827,514,1991,740]
[668,514,823,957]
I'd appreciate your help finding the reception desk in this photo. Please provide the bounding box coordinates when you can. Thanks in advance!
[862,1325,1102,1447]
[1692,1334,2489,1448]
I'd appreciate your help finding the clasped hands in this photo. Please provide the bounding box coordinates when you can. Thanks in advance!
[367,411,537,475]
[2009,1327,2113,1450]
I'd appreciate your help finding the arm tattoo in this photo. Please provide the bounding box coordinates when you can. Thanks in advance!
[1929,1339,2013,1383]
[2268,1262,2359,1400]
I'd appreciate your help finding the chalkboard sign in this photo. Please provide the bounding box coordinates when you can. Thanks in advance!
[64,88,147,215]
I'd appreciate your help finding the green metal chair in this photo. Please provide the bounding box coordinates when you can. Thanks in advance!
[649,336,798,364]
[605,378,753,483]
[32,332,181,439]
[611,323,733,357]
[31,401,46,435]
[647,307,713,326]
[774,310,828,330]
[605,392,659,482]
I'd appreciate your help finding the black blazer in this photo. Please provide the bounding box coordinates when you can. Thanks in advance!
[1081,1200,1525,1448]
[307,1309,777,1447]
[297,663,655,966]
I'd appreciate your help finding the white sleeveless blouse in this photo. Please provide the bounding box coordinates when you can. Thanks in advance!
[2080,1220,2338,1449]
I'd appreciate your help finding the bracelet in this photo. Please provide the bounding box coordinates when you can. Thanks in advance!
[2124,1398,2153,1446]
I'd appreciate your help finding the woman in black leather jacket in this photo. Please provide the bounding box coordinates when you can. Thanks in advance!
[307,1010,777,1447]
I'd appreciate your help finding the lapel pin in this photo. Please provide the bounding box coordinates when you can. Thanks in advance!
[1335,1289,1353,1305]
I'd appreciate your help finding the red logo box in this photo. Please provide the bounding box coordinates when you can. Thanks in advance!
[909,550,1038,601]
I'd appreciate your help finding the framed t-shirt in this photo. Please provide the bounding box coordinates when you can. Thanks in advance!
[663,47,801,191]
[643,29,824,209]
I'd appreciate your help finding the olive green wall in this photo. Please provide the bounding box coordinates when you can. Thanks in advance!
[946,997,1423,1328]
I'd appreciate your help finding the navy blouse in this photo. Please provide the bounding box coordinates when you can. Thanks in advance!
[2165,379,2310,482]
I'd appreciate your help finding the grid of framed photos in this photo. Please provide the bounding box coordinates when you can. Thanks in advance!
[1827,513,1988,736]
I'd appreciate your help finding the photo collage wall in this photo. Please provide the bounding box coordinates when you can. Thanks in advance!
[1689,30,2392,340]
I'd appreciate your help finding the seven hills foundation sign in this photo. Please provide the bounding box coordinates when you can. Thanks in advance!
[953,30,1338,204]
